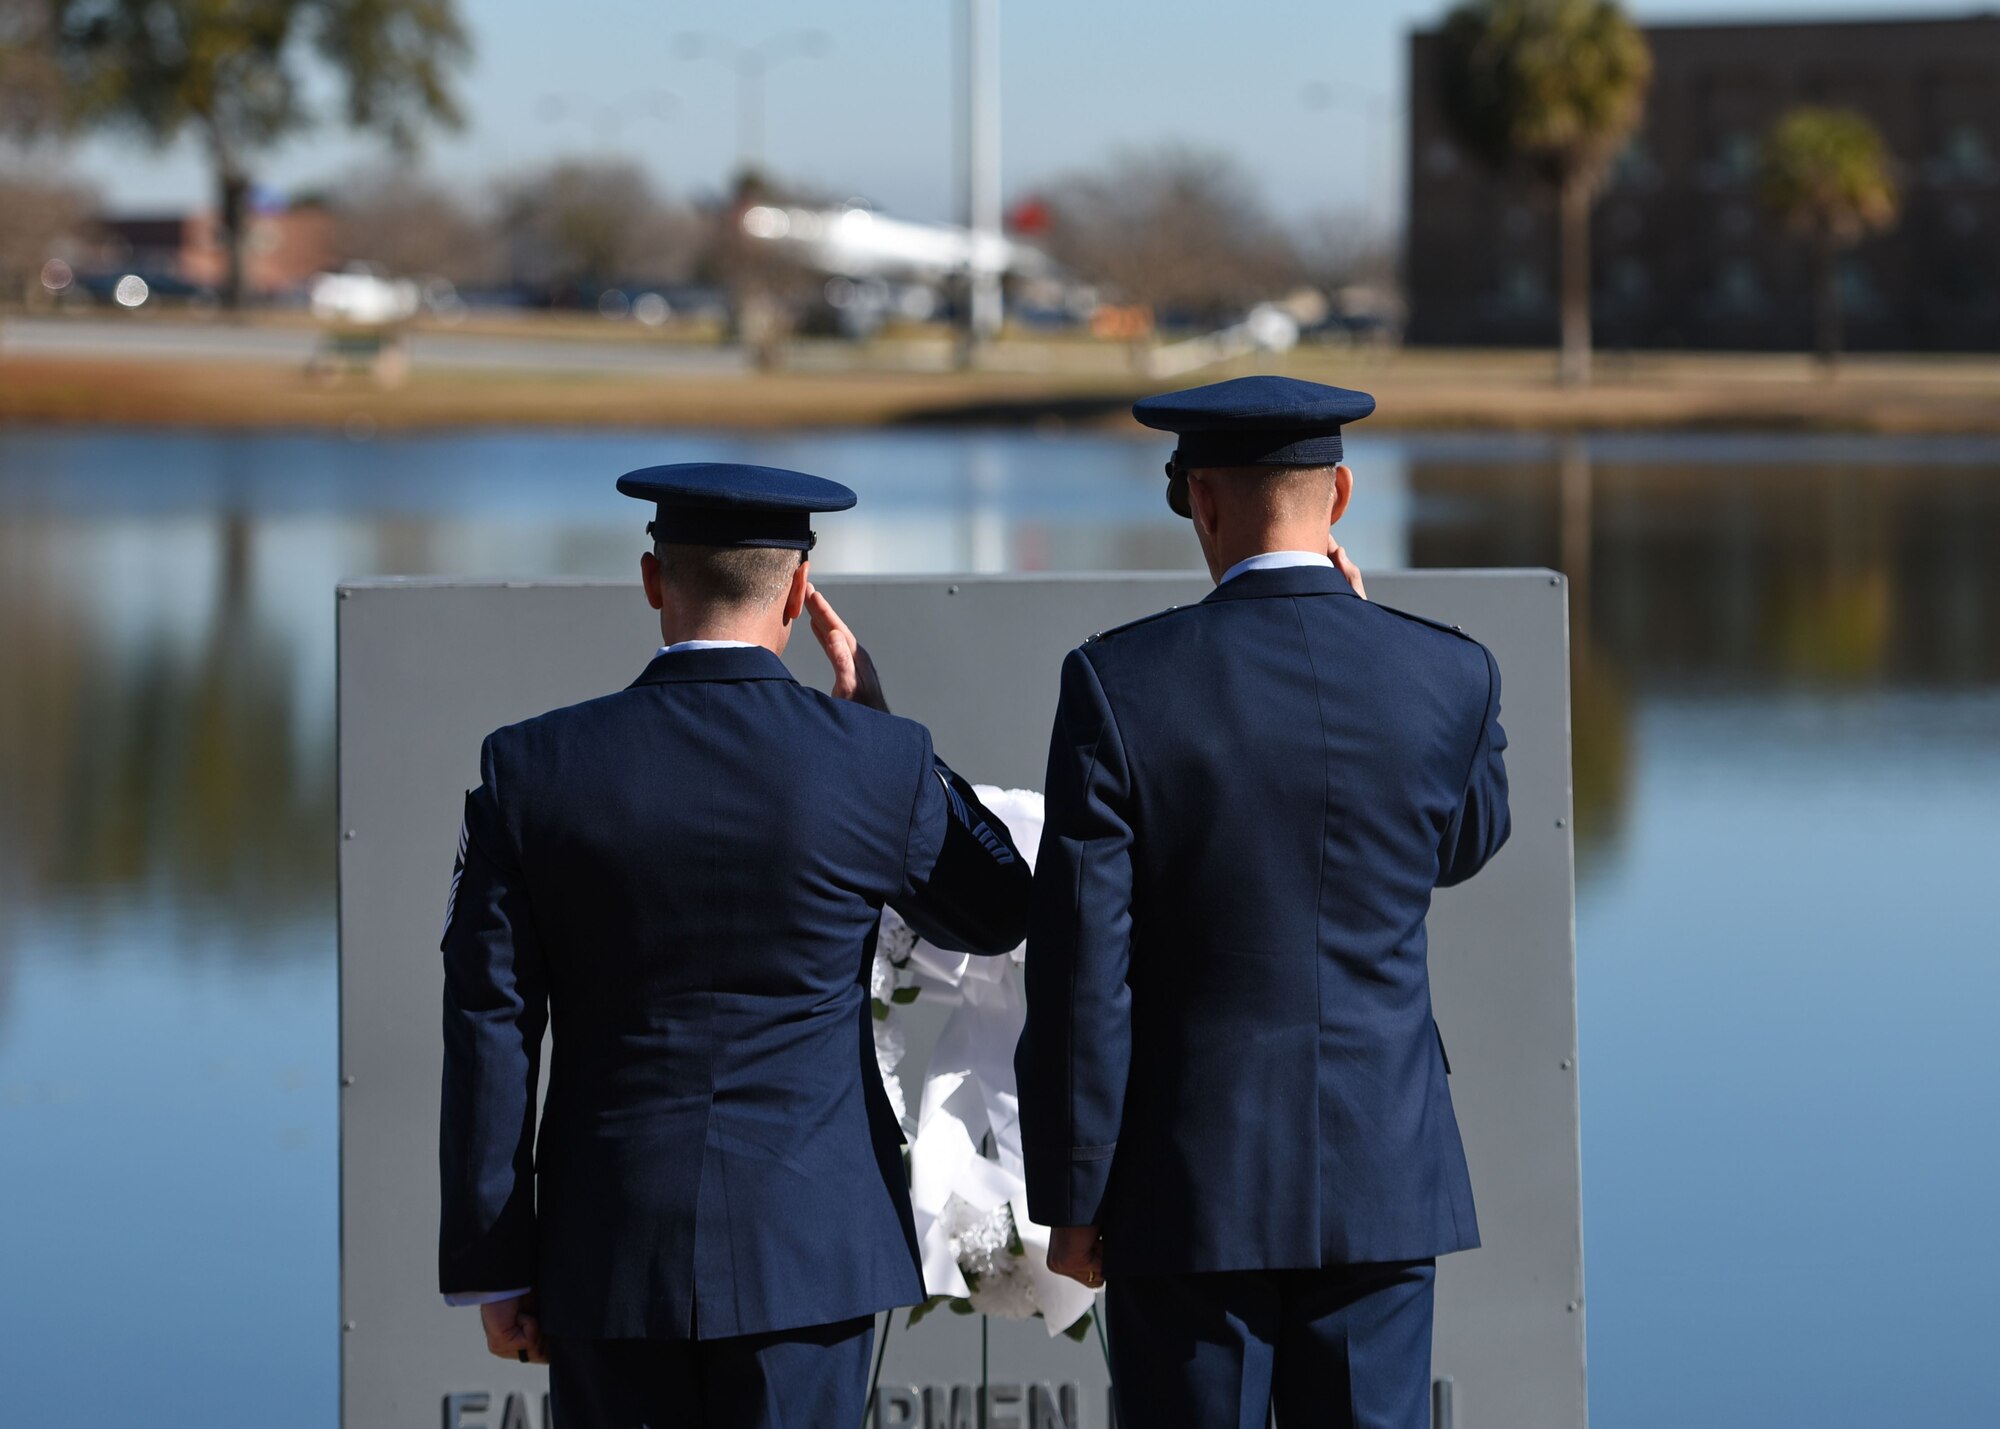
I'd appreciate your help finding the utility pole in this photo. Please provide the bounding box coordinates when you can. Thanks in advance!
[1301,83,1397,239]
[962,0,1004,352]
[676,30,829,181]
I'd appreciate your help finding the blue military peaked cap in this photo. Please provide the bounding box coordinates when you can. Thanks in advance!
[617,461,858,551]
[1133,375,1376,517]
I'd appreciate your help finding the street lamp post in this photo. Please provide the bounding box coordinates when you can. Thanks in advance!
[1301,82,1397,235]
[675,30,831,179]
[961,0,1003,347]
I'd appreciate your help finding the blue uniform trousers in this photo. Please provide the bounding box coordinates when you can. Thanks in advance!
[1106,1261,1436,1429]
[549,1315,874,1428]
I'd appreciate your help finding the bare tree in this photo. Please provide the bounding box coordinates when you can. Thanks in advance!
[1036,144,1298,327]
[327,166,500,285]
[0,167,95,302]
[496,158,699,298]
[1294,212,1400,292]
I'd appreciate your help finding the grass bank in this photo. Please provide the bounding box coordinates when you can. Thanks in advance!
[6,345,2000,435]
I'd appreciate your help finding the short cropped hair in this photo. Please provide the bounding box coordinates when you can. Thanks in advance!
[653,542,804,611]
[1189,465,1338,522]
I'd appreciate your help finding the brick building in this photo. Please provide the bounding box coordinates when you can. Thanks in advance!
[92,201,336,298]
[1405,12,2000,351]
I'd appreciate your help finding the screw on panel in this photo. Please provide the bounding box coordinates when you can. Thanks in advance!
[1567,1300,1580,1313]
[343,1320,356,1331]
[1549,575,1562,586]
[1560,1058,1574,1071]
[338,589,351,600]
[947,585,960,595]
[1554,817,1567,828]
[344,829,357,840]
[342,1075,356,1086]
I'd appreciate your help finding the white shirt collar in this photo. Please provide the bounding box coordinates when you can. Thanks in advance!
[656,639,760,656]
[1219,550,1335,585]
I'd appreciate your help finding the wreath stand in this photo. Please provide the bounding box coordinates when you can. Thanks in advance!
[863,1306,1114,1427]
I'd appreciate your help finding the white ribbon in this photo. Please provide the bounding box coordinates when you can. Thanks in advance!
[878,787,1098,1336]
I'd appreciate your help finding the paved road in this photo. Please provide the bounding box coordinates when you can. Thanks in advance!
[0,316,752,377]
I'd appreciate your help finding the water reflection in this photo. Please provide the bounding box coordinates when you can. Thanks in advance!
[2,428,1998,1428]
[1406,434,2000,686]
[4,516,334,941]
[7,429,1994,976]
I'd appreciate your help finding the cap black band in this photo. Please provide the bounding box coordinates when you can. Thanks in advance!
[648,506,818,551]
[1171,430,1346,470]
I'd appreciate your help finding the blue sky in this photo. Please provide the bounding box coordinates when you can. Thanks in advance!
[51,0,1924,225]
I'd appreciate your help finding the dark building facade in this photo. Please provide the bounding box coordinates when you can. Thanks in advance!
[1405,13,2000,351]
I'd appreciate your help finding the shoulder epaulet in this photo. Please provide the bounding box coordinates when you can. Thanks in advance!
[1371,601,1481,645]
[1082,602,1196,645]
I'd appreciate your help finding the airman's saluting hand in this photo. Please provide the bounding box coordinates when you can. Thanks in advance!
[1329,537,1368,601]
[807,584,890,712]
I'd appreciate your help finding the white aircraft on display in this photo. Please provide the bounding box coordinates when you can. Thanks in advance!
[739,202,1055,286]
[738,199,1306,370]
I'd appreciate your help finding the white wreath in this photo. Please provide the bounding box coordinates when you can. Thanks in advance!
[871,787,1099,1338]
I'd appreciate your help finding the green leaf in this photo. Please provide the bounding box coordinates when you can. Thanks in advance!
[1437,0,1653,182]
[906,1296,948,1328]
[872,1000,889,1021]
[890,986,921,1005]
[948,1296,977,1315]
[1061,1310,1094,1342]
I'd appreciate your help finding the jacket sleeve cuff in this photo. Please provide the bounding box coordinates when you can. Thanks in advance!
[442,1286,533,1307]
[1027,1144,1118,1227]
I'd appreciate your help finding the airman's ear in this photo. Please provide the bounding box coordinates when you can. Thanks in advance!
[1188,473,1220,537]
[782,557,810,625]
[641,549,664,611]
[1328,465,1354,527]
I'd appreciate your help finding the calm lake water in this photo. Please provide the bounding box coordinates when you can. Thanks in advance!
[1,427,1996,1428]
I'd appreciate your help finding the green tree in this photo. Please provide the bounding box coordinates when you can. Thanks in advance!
[1437,0,1652,386]
[0,0,66,132]
[40,0,469,308]
[1759,106,1899,368]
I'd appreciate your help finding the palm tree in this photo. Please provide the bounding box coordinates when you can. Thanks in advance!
[1437,0,1652,386]
[1759,106,1900,369]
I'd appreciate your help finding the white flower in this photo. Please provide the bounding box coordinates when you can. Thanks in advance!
[873,800,1069,1328]
[933,1195,1041,1322]
[878,910,919,967]
[871,945,899,1005]
[966,1255,1041,1321]
[874,1017,909,1125]
[939,1195,1013,1277]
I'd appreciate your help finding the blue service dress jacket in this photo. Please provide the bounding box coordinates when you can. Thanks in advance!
[439,645,1032,1340]
[1016,562,1511,1275]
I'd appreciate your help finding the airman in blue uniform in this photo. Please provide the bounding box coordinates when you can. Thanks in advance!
[438,464,1032,1427]
[1016,377,1512,1429]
